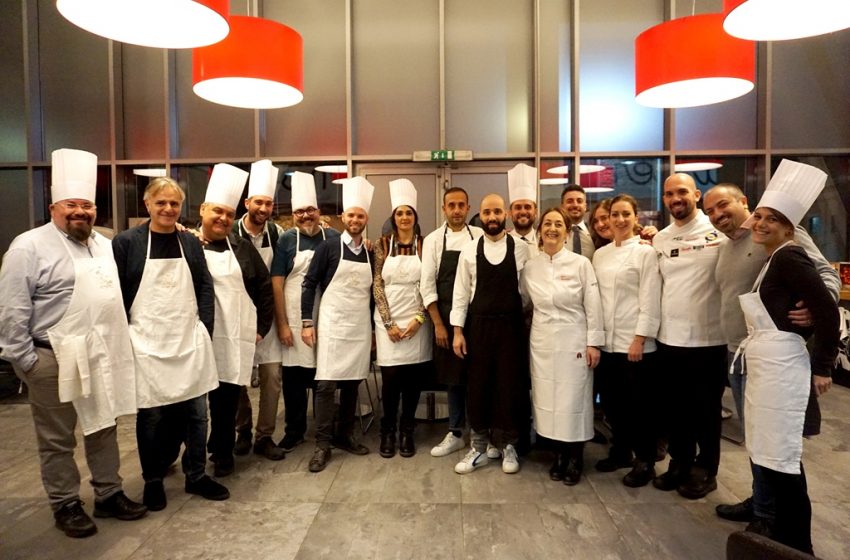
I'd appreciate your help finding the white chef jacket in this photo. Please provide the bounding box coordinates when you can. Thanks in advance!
[653,211,726,347]
[450,234,529,327]
[419,222,484,309]
[592,236,661,353]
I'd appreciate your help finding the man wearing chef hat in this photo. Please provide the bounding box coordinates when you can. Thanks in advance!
[271,171,340,455]
[508,163,540,258]
[199,163,274,478]
[300,176,375,473]
[651,172,727,500]
[0,149,147,538]
[231,160,287,462]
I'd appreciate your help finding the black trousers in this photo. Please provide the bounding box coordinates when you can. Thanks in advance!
[282,366,317,439]
[658,343,727,475]
[314,380,361,449]
[379,363,424,434]
[761,462,813,554]
[207,381,242,461]
[598,350,659,464]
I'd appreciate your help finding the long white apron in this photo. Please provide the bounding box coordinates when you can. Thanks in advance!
[251,225,281,365]
[315,237,372,381]
[374,239,432,367]
[739,241,810,475]
[46,230,136,435]
[204,238,258,386]
[129,231,218,408]
[282,228,325,368]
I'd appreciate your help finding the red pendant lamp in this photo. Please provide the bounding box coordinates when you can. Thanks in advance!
[56,0,230,48]
[193,15,303,110]
[635,13,755,108]
[723,0,850,41]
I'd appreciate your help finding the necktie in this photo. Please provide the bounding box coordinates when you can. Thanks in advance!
[571,225,582,255]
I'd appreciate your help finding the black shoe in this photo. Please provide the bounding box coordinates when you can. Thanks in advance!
[677,468,717,500]
[716,497,754,522]
[379,433,396,458]
[254,437,286,461]
[590,429,608,445]
[234,432,252,456]
[93,491,148,521]
[563,458,583,486]
[623,462,656,488]
[332,436,370,455]
[652,461,688,491]
[595,452,633,472]
[212,454,235,477]
[745,517,776,539]
[308,447,331,473]
[143,481,167,512]
[54,500,97,538]
[549,453,567,481]
[185,475,230,501]
[278,434,305,453]
[399,433,416,458]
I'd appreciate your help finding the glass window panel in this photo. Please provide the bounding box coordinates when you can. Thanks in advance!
[772,33,850,149]
[0,170,30,253]
[675,94,757,150]
[351,0,439,156]
[0,2,26,162]
[264,0,347,157]
[38,0,111,157]
[579,0,664,152]
[173,51,255,159]
[445,0,532,154]
[676,157,763,205]
[539,0,572,153]
[581,158,663,227]
[119,46,166,160]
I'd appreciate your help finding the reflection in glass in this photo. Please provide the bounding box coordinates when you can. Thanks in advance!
[0,170,30,253]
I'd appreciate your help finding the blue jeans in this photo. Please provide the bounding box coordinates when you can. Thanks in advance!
[728,350,775,521]
[136,394,209,483]
[447,383,466,433]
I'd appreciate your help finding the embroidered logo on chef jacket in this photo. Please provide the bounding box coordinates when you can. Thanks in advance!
[342,274,362,288]
[160,271,177,289]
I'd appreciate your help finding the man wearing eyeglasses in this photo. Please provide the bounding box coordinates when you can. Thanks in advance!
[0,149,147,538]
[270,172,339,453]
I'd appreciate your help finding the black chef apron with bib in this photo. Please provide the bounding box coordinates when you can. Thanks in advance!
[434,224,474,385]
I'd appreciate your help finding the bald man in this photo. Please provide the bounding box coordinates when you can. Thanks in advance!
[450,194,530,475]
[652,173,727,500]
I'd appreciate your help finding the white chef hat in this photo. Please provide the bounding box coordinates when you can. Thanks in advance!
[389,178,417,212]
[291,171,318,211]
[507,163,537,204]
[341,176,374,214]
[247,159,279,200]
[204,163,249,210]
[51,148,97,203]
[746,159,827,227]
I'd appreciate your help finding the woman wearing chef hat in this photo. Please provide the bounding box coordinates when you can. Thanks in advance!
[735,159,839,554]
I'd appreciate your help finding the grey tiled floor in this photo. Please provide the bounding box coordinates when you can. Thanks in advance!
[1,385,849,560]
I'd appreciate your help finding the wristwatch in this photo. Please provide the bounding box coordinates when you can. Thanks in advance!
[302,320,314,328]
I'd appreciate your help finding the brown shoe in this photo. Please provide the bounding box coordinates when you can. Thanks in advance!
[253,437,286,461]
[309,447,332,472]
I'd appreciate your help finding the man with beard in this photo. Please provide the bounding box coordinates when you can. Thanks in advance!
[0,149,147,538]
[561,184,595,258]
[421,187,483,458]
[271,172,339,454]
[652,172,727,500]
[301,177,375,473]
[508,163,539,258]
[232,160,287,461]
[451,194,529,474]
[703,183,839,531]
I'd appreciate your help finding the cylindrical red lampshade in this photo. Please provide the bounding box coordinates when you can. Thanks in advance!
[193,16,303,110]
[635,14,755,108]
[724,0,850,41]
[56,0,230,48]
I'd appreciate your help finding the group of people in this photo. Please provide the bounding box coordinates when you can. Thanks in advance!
[0,150,840,556]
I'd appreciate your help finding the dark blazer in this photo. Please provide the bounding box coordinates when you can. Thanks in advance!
[112,221,215,335]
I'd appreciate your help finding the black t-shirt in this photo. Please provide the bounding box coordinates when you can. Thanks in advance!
[149,230,181,259]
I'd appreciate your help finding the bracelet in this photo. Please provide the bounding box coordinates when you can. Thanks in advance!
[302,321,313,328]
[384,321,394,329]
[414,313,426,324]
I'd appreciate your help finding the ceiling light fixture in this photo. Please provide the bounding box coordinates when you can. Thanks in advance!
[315,165,348,173]
[133,168,167,177]
[723,0,850,41]
[546,164,607,175]
[674,161,723,172]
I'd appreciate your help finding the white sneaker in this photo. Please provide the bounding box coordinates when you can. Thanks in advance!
[502,444,520,474]
[454,448,489,474]
[431,432,465,457]
[486,443,501,460]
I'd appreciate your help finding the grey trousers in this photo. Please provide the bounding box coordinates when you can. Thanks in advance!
[14,347,123,511]
[235,362,282,440]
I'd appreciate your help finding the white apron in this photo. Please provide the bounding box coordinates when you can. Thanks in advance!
[246,222,280,365]
[129,231,219,408]
[47,230,136,435]
[374,237,432,367]
[737,241,810,475]
[282,228,325,368]
[205,237,258,386]
[315,237,372,381]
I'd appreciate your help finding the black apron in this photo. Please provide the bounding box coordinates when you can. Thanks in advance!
[434,224,474,385]
[465,235,528,445]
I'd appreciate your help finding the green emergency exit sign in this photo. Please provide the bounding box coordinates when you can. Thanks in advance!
[431,150,455,161]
